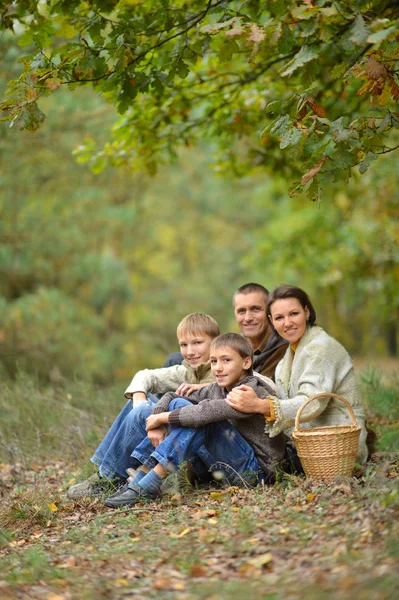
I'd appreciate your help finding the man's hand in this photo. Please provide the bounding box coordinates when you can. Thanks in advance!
[146,413,169,431]
[226,385,270,415]
[147,425,168,448]
[175,382,207,397]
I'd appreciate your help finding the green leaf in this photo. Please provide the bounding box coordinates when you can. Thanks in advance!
[349,15,369,45]
[367,25,397,44]
[330,63,347,80]
[270,0,287,18]
[269,114,291,136]
[218,39,239,61]
[17,30,33,47]
[278,24,295,53]
[330,117,356,142]
[280,126,302,149]
[280,45,319,77]
[176,60,189,79]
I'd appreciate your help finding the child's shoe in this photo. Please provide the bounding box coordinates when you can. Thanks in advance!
[67,473,125,500]
[104,483,159,508]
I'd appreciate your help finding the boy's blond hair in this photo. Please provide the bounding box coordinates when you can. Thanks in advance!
[177,313,220,339]
[210,333,253,375]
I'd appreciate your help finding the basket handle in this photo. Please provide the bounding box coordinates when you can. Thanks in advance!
[294,392,358,431]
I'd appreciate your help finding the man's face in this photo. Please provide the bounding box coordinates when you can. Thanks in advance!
[234,291,268,348]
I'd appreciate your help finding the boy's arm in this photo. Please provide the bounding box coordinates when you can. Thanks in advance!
[124,364,188,406]
[167,397,262,428]
[152,385,206,414]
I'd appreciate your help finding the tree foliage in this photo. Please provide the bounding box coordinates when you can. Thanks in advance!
[1,1,398,197]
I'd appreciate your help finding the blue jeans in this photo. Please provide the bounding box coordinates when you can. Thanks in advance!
[91,396,157,479]
[131,398,263,486]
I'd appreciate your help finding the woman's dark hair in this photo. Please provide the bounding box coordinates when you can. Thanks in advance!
[266,285,317,326]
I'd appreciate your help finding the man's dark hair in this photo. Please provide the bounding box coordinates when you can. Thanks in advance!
[267,285,317,326]
[232,283,269,307]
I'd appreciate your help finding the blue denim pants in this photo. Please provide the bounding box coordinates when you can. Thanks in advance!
[91,396,157,479]
[131,398,263,486]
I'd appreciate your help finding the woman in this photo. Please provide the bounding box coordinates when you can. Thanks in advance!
[226,285,368,464]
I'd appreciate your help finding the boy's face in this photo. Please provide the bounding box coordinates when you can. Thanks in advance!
[178,332,213,367]
[210,346,251,391]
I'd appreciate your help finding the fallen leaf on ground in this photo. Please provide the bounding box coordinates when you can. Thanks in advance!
[170,527,191,538]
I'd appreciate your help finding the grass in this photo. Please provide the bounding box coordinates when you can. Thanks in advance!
[0,368,398,599]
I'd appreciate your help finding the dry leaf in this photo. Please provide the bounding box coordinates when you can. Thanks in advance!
[189,564,208,578]
[153,577,172,590]
[48,503,58,513]
[365,57,387,80]
[59,556,77,569]
[247,552,273,568]
[248,24,265,43]
[170,527,191,539]
[301,157,327,185]
[306,101,326,118]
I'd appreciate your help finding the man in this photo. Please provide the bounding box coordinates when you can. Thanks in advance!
[233,283,287,379]
[166,283,287,380]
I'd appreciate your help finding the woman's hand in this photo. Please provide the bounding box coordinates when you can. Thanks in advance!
[147,425,168,448]
[146,413,169,431]
[175,382,207,397]
[226,385,271,415]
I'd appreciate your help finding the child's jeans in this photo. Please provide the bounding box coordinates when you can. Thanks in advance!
[91,396,157,479]
[91,395,211,481]
[130,398,264,487]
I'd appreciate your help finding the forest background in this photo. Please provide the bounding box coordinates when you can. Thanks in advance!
[0,3,398,599]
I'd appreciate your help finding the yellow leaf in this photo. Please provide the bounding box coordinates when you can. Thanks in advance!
[377,81,392,106]
[68,478,77,485]
[170,527,191,539]
[306,493,316,501]
[115,579,129,586]
[173,583,186,590]
[48,503,58,513]
[247,552,273,568]
[210,491,224,501]
[248,537,259,544]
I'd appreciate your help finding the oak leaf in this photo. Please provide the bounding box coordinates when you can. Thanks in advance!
[301,157,327,185]
[365,58,387,80]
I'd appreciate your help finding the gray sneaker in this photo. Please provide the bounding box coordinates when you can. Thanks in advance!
[67,473,124,500]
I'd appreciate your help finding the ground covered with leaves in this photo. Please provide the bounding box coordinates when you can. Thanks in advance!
[0,455,398,600]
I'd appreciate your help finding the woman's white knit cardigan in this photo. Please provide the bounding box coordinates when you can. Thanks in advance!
[265,326,368,464]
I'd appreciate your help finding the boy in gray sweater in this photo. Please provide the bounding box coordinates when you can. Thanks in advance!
[105,333,287,508]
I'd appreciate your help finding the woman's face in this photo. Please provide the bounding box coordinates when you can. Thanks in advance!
[269,298,310,344]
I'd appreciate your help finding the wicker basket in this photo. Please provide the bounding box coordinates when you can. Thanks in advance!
[292,393,361,480]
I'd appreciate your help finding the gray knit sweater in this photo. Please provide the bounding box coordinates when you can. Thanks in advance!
[154,376,286,477]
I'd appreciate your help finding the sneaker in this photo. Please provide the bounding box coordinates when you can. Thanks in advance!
[104,483,159,509]
[67,473,125,500]
[105,482,130,500]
